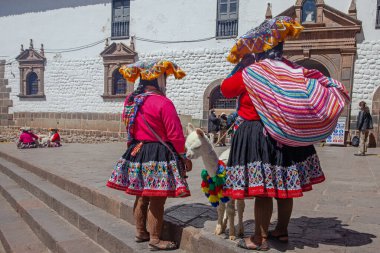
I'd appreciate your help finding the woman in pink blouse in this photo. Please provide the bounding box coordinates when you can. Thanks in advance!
[107,73,192,251]
[17,127,39,149]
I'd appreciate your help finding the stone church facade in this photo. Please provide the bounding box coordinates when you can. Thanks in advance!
[0,0,380,144]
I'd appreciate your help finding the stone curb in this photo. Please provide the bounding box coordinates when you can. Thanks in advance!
[0,194,50,253]
[0,158,158,253]
[0,172,108,253]
[0,151,242,253]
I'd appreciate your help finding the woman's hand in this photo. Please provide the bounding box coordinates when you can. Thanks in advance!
[184,158,192,172]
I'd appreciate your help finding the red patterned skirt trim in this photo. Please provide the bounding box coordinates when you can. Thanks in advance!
[223,175,326,199]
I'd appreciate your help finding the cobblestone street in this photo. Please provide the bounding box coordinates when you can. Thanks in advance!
[0,143,379,252]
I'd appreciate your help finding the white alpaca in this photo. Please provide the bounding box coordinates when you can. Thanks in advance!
[185,124,245,240]
[39,134,50,147]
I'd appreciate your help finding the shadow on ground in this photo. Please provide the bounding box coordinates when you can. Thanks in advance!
[161,203,218,244]
[243,216,376,251]
[163,204,376,251]
[164,203,218,228]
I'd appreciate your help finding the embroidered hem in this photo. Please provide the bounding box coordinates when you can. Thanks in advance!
[107,181,190,198]
[223,175,325,199]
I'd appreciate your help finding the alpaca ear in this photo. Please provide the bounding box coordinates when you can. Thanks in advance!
[195,128,205,137]
[187,123,195,133]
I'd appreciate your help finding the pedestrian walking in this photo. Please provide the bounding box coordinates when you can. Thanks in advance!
[223,16,349,251]
[106,60,192,251]
[218,113,228,146]
[208,109,220,145]
[355,101,373,156]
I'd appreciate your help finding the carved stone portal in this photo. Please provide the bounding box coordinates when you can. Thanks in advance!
[279,0,361,132]
[100,40,137,99]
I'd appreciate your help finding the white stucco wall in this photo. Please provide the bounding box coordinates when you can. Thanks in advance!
[352,41,380,116]
[3,0,378,58]
[1,0,380,119]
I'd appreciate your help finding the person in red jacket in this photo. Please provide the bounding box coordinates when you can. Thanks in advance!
[221,44,324,250]
[48,128,62,147]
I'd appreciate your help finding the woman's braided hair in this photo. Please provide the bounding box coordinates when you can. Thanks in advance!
[256,42,284,61]
[128,78,159,103]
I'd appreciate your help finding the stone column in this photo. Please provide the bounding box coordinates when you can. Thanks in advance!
[0,60,14,126]
[340,49,356,133]
[37,67,45,96]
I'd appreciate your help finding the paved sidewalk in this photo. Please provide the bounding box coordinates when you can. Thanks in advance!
[0,142,379,252]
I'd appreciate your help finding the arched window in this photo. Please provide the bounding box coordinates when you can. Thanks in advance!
[112,69,127,95]
[210,85,237,109]
[302,0,317,23]
[26,72,39,95]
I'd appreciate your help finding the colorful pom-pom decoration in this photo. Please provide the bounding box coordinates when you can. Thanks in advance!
[200,160,229,207]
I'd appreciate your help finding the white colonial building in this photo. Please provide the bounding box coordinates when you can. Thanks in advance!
[0,0,379,144]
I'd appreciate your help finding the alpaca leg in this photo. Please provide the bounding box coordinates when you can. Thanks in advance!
[226,200,236,240]
[215,203,226,235]
[222,205,228,230]
[236,199,245,237]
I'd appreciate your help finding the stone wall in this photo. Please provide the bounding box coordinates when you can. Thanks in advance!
[349,40,380,146]
[8,111,194,141]
[5,48,233,121]
[352,41,380,118]
[0,126,124,144]
[0,60,13,126]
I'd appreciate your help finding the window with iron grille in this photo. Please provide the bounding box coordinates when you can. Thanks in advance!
[26,72,39,95]
[112,69,127,95]
[112,0,130,39]
[210,86,237,109]
[377,0,380,28]
[216,0,239,38]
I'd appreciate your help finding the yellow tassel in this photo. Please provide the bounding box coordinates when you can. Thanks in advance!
[202,187,209,194]
[209,195,219,203]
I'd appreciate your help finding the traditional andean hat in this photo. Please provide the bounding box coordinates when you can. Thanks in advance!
[227,16,304,64]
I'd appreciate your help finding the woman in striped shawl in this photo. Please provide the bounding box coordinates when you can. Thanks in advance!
[221,42,326,251]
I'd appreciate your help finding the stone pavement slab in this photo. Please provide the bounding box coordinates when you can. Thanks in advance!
[0,143,379,252]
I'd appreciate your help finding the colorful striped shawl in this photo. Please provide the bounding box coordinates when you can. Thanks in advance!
[242,59,350,147]
[123,92,153,144]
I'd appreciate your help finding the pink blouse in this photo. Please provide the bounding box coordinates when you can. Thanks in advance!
[132,94,185,154]
[19,132,39,143]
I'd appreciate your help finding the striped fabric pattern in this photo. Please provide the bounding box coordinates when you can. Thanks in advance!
[242,59,350,147]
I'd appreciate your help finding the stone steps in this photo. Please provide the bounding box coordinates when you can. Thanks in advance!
[0,158,187,253]
[0,194,51,253]
[0,172,109,253]
[0,151,241,253]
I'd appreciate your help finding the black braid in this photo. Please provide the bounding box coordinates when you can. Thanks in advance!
[256,42,284,61]
[128,78,159,103]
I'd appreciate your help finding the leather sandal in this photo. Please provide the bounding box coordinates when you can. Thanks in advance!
[237,238,269,251]
[148,241,177,251]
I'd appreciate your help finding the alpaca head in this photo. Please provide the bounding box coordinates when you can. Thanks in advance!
[185,123,212,160]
